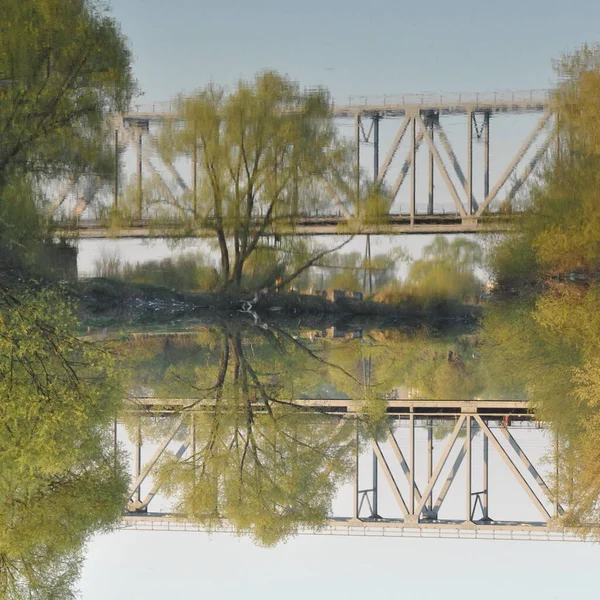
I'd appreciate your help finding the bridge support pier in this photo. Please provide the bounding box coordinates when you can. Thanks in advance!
[467,111,473,215]
[113,128,119,209]
[137,131,143,219]
[484,111,490,200]
[428,123,434,215]
[410,114,416,225]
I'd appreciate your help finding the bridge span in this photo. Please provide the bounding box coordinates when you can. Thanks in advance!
[56,213,514,238]
[119,398,593,541]
[52,90,555,239]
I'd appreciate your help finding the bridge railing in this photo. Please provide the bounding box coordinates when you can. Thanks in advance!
[129,89,552,117]
[341,89,551,109]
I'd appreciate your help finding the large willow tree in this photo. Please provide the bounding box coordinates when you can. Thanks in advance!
[157,72,357,289]
[0,0,135,254]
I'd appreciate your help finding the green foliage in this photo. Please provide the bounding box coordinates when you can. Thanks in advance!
[374,236,483,306]
[0,286,128,598]
[93,252,220,291]
[488,44,600,280]
[479,284,600,536]
[0,0,136,258]
[154,72,356,289]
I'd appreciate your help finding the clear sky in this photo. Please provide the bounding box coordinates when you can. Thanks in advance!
[77,2,600,597]
[110,0,600,103]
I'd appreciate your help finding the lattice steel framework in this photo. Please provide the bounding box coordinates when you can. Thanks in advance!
[119,399,592,541]
[53,90,556,237]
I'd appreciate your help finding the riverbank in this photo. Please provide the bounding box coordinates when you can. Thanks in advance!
[76,277,483,328]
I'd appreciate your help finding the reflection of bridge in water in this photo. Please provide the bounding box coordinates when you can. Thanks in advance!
[54,91,555,238]
[119,398,590,542]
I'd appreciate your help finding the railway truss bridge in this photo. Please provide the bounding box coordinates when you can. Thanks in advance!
[54,90,555,238]
[120,398,594,542]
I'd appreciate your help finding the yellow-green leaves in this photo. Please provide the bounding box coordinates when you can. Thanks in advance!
[0,286,127,598]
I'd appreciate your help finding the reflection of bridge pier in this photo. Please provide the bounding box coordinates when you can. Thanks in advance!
[119,398,589,541]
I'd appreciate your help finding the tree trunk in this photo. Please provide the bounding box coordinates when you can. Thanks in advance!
[216,229,230,286]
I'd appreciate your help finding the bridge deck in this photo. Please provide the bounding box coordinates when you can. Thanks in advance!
[55,214,514,238]
[120,515,586,542]
[127,397,532,417]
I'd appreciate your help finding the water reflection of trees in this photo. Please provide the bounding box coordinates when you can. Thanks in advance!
[126,293,600,538]
[128,322,384,546]
[479,284,600,536]
[0,288,127,598]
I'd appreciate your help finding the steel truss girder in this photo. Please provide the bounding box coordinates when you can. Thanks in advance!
[361,108,554,220]
[122,407,561,530]
[356,414,558,527]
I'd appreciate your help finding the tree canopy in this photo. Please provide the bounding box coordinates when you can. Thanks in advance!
[0,0,135,256]
[0,287,128,598]
[153,72,363,289]
[489,43,600,283]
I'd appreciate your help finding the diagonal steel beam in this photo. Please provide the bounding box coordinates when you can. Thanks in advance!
[475,112,552,216]
[388,128,424,211]
[436,125,479,212]
[474,416,551,520]
[164,159,189,192]
[503,130,555,206]
[377,115,410,184]
[414,416,466,517]
[325,180,353,219]
[128,418,184,498]
[371,440,409,517]
[137,435,193,510]
[416,115,467,217]
[431,422,477,516]
[498,424,563,514]
[387,429,423,503]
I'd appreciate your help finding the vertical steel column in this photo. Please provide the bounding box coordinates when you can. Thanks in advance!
[113,129,119,209]
[372,448,378,517]
[355,114,361,216]
[484,111,490,200]
[373,114,380,184]
[555,113,561,166]
[113,416,118,472]
[467,111,473,215]
[466,416,472,521]
[363,114,379,295]
[554,432,560,518]
[192,142,198,219]
[135,422,142,504]
[410,115,416,224]
[427,418,433,511]
[354,419,359,518]
[409,412,415,516]
[482,422,489,519]
[428,123,434,215]
[137,132,143,219]
[363,235,373,295]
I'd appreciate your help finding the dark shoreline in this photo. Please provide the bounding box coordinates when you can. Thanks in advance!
[77,278,484,330]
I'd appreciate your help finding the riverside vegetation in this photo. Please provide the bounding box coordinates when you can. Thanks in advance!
[1,0,600,594]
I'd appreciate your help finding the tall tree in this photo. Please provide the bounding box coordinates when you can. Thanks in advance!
[156,72,360,289]
[0,0,135,253]
[489,43,600,282]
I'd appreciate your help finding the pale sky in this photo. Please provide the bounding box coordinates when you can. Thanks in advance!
[77,2,600,597]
